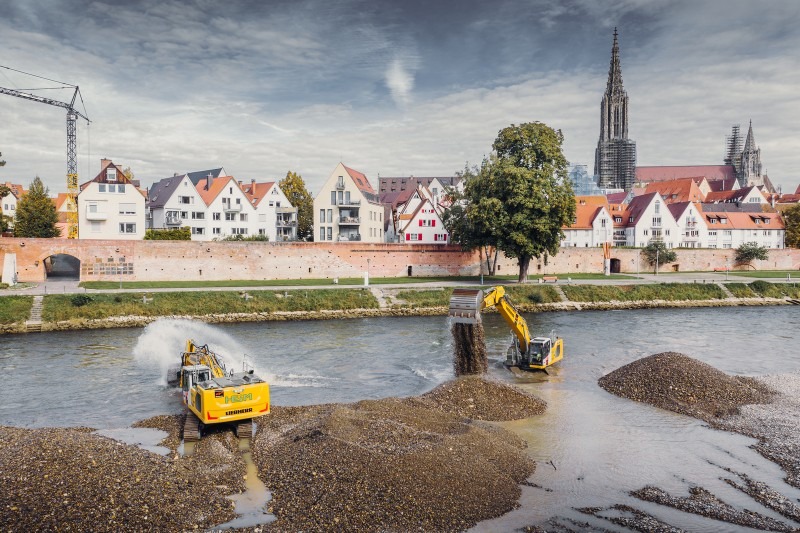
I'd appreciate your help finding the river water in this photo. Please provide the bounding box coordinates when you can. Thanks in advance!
[2,306,799,530]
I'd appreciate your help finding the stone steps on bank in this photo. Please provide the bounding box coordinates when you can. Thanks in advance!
[25,295,44,333]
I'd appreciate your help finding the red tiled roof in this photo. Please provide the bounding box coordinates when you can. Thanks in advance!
[644,178,705,204]
[343,165,376,195]
[707,178,739,192]
[702,210,784,230]
[197,175,238,206]
[606,191,628,203]
[704,186,759,204]
[624,192,658,227]
[242,181,275,207]
[636,165,736,182]
[568,196,610,229]
[1,182,26,198]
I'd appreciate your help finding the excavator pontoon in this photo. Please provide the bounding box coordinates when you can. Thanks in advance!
[449,286,563,371]
[167,340,270,441]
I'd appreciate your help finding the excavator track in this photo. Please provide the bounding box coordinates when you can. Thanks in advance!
[183,412,201,442]
[235,420,253,440]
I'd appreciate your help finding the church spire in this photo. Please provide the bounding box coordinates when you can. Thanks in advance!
[606,27,624,95]
[743,119,756,152]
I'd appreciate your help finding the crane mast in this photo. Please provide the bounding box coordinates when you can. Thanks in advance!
[0,80,90,238]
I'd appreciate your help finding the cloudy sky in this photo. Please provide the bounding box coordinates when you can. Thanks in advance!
[1,0,799,195]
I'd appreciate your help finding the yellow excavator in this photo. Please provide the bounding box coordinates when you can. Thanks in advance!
[448,286,563,371]
[167,340,270,441]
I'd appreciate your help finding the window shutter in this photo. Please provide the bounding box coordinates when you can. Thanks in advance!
[418,233,422,240]
[418,219,422,226]
[406,233,410,241]
[432,219,436,227]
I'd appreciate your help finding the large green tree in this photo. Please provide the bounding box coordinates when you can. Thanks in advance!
[279,170,313,241]
[0,151,6,167]
[445,122,575,282]
[13,176,60,238]
[783,204,800,248]
[0,183,11,234]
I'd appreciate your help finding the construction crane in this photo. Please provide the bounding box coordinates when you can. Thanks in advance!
[0,66,90,238]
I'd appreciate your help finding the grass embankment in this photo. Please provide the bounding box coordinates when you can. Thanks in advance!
[748,280,800,298]
[562,283,726,303]
[41,289,378,322]
[724,283,757,298]
[390,285,561,309]
[0,296,33,324]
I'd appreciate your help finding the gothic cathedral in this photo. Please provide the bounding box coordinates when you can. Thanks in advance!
[594,29,637,191]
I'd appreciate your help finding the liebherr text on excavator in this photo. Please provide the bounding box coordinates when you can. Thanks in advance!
[449,286,564,371]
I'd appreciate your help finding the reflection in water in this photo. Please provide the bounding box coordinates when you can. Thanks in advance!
[2,306,799,529]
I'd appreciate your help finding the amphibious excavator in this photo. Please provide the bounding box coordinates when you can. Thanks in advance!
[449,286,563,371]
[167,340,270,441]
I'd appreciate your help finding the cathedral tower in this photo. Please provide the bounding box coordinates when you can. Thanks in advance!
[594,29,637,191]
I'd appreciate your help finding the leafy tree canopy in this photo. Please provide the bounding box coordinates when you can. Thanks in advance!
[13,176,60,238]
[735,241,769,265]
[0,151,5,167]
[444,122,575,282]
[641,241,677,269]
[279,170,313,241]
[221,234,269,242]
[783,204,800,249]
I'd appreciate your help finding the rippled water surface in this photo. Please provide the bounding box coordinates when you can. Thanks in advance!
[3,306,799,529]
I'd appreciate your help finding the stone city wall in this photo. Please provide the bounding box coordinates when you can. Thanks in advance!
[2,238,799,283]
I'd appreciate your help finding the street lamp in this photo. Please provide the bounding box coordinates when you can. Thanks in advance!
[655,248,659,276]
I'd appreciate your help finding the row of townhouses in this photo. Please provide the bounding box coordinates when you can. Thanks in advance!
[3,162,799,248]
[564,174,788,249]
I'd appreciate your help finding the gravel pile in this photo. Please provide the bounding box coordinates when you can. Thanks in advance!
[407,375,547,421]
[0,424,244,532]
[252,390,536,532]
[598,352,774,422]
[717,371,800,488]
[578,504,684,533]
[632,486,796,532]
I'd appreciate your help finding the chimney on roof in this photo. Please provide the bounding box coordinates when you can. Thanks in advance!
[251,179,255,190]
[174,173,178,177]
[101,158,111,170]
[206,173,212,190]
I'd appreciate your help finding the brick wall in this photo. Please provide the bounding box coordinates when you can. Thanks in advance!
[2,238,799,283]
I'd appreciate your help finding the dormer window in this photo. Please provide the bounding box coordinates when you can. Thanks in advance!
[107,168,117,182]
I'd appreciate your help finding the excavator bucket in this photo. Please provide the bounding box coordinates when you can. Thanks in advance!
[448,289,484,324]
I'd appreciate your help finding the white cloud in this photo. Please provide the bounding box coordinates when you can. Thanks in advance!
[384,58,415,107]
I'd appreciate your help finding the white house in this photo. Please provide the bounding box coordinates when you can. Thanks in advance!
[1,182,24,232]
[241,180,298,241]
[702,210,785,249]
[395,186,449,244]
[196,175,256,239]
[77,159,146,240]
[562,196,614,247]
[147,173,208,237]
[668,202,706,249]
[314,163,384,242]
[614,192,680,248]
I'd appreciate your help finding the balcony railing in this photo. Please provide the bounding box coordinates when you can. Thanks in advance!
[335,181,345,190]
[339,216,361,225]
[165,215,182,225]
[277,219,297,227]
[337,234,361,242]
[337,199,361,207]
[222,203,241,212]
[85,210,107,221]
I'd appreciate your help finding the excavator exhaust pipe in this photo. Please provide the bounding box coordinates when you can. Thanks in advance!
[448,289,484,324]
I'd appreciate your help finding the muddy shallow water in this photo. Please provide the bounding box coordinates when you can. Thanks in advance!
[2,306,800,530]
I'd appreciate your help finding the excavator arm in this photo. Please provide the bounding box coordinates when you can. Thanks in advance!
[182,339,227,378]
[448,287,531,353]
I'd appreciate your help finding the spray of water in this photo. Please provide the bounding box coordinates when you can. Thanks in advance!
[134,318,253,385]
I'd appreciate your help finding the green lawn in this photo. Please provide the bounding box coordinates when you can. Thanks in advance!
[726,271,800,279]
[0,296,33,324]
[42,289,379,322]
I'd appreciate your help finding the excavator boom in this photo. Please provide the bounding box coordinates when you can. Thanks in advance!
[448,286,562,372]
